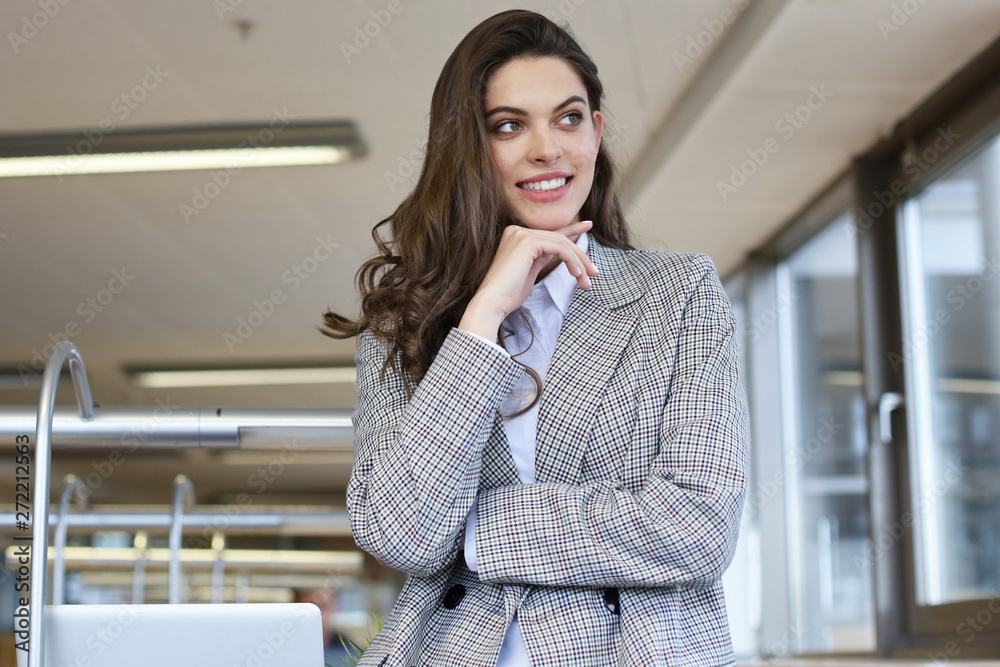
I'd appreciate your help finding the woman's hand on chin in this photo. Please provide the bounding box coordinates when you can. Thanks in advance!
[458,220,598,341]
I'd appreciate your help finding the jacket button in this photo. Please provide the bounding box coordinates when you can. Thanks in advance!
[603,587,620,616]
[442,583,466,609]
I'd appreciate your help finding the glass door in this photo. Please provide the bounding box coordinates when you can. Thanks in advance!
[777,212,875,652]
[897,133,1000,607]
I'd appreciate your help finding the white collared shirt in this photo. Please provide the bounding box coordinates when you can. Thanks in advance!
[459,231,588,667]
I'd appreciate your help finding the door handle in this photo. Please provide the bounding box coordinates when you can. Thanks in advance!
[878,392,904,444]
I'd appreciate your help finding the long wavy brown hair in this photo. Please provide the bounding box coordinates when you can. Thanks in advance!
[319,9,634,413]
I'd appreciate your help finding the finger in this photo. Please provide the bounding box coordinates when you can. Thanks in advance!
[542,236,594,289]
[555,219,594,236]
[569,226,599,277]
[552,222,599,278]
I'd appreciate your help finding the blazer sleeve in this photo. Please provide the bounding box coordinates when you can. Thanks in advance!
[347,325,524,577]
[472,253,750,589]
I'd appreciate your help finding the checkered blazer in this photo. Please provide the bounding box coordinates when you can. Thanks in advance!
[348,234,751,666]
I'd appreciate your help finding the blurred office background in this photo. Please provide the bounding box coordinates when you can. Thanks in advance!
[1,0,1000,662]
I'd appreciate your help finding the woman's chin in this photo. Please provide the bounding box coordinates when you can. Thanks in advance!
[516,210,579,232]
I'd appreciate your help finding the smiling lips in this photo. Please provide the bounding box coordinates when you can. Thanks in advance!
[516,174,573,202]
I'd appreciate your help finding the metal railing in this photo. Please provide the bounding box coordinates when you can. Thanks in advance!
[28,341,95,667]
[10,341,359,667]
[0,405,354,449]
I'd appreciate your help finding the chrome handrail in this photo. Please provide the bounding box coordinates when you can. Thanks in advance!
[0,510,350,534]
[18,339,356,665]
[0,405,354,449]
[29,341,96,667]
[52,475,89,605]
[132,531,148,604]
[211,532,225,604]
[168,475,196,604]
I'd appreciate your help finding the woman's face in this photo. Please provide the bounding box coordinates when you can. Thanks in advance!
[484,56,604,232]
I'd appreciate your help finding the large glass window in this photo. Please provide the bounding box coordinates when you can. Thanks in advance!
[778,213,875,652]
[899,132,1000,606]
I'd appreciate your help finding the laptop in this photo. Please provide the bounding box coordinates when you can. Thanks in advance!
[17,603,326,667]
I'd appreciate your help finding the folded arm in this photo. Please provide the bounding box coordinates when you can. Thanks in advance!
[473,254,751,589]
[347,326,523,577]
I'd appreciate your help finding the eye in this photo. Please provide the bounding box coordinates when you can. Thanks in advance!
[494,120,522,134]
[559,111,584,126]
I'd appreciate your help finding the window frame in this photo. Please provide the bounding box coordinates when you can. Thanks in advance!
[882,82,1000,654]
[732,34,1000,659]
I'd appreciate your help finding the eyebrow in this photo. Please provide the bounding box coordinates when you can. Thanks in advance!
[484,95,587,118]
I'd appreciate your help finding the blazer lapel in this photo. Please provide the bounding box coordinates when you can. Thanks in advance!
[534,236,641,485]
[477,234,643,491]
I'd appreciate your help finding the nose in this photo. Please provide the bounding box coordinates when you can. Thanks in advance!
[527,125,562,164]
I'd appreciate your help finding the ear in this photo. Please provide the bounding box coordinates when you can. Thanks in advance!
[591,109,604,152]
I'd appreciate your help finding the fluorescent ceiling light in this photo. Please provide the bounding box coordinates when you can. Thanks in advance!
[937,378,1000,395]
[825,370,862,387]
[0,120,365,177]
[826,371,1000,395]
[0,146,350,178]
[131,367,357,388]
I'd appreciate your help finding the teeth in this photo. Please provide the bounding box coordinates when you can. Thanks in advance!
[519,177,567,192]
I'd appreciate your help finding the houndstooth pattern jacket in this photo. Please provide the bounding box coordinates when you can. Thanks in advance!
[348,234,751,666]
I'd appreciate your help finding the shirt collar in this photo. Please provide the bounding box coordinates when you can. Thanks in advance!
[535,230,588,317]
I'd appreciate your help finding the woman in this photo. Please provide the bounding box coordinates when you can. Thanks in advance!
[320,9,750,666]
